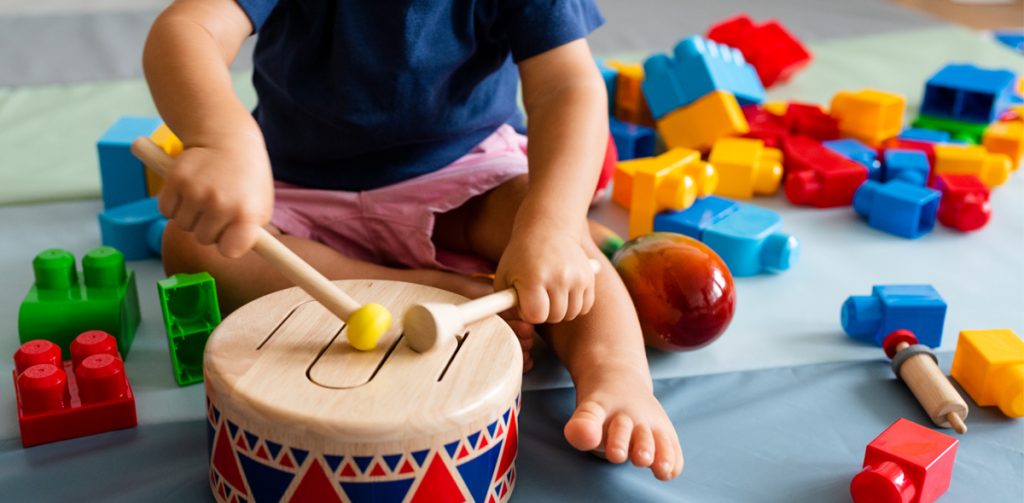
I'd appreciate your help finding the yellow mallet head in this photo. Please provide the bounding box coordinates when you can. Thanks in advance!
[345,303,392,351]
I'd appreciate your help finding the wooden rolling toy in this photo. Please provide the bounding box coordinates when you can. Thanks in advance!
[883,330,968,434]
[131,138,391,350]
[403,259,601,353]
[205,280,522,502]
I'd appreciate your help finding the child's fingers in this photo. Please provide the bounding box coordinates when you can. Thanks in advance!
[218,222,261,258]
[194,211,233,246]
[564,287,584,322]
[173,203,204,232]
[545,284,568,323]
[515,282,550,325]
[581,283,596,317]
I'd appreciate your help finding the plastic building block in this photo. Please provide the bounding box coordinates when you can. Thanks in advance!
[882,150,930,185]
[911,114,986,144]
[642,36,765,116]
[607,60,654,126]
[595,131,618,201]
[783,136,868,207]
[784,102,840,141]
[742,104,788,148]
[921,63,1018,124]
[830,89,906,146]
[763,101,788,116]
[850,418,958,503]
[97,116,162,210]
[658,90,749,151]
[596,59,618,115]
[610,117,657,161]
[994,31,1024,52]
[824,138,882,180]
[933,174,991,232]
[13,332,137,447]
[898,128,951,144]
[853,180,940,239]
[951,329,1024,418]
[158,273,222,386]
[653,195,738,240]
[982,120,1024,165]
[615,149,717,238]
[655,196,798,276]
[18,247,141,358]
[708,138,782,198]
[706,14,811,88]
[145,123,183,196]
[841,285,946,348]
[97,197,167,260]
[933,144,1011,188]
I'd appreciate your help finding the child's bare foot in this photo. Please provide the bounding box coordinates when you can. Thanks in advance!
[563,367,683,481]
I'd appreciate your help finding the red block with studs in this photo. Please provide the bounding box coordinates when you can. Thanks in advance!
[784,102,841,141]
[932,174,991,232]
[707,14,812,87]
[783,136,868,207]
[851,418,958,503]
[742,105,789,148]
[12,331,137,447]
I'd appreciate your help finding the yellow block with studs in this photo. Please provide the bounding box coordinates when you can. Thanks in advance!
[982,121,1023,169]
[933,144,1011,188]
[616,148,717,238]
[709,138,783,198]
[657,91,748,152]
[829,89,905,146]
[951,329,1024,418]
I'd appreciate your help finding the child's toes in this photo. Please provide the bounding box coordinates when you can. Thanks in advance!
[652,429,678,481]
[604,413,634,463]
[563,401,607,452]
[629,425,655,468]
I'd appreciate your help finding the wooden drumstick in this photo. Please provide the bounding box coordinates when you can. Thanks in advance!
[403,259,601,353]
[884,330,968,434]
[131,137,391,350]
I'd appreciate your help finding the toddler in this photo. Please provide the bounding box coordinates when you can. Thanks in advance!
[145,0,682,480]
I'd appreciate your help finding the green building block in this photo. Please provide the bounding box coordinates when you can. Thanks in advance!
[18,247,141,357]
[912,114,987,144]
[158,272,221,386]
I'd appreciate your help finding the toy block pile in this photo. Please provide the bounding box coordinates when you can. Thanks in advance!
[97,117,182,260]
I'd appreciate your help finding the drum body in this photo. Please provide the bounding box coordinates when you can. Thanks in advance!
[205,280,522,503]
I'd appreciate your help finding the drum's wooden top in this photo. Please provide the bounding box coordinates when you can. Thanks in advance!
[205,280,521,446]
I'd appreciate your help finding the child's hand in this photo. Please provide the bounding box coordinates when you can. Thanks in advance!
[495,227,596,325]
[158,133,274,258]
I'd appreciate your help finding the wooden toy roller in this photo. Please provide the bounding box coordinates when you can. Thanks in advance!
[404,259,602,353]
[884,330,968,434]
[204,281,522,502]
[131,137,391,351]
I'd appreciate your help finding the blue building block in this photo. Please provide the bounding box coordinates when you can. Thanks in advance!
[853,180,941,239]
[98,197,167,260]
[898,128,951,143]
[597,59,618,116]
[882,149,930,185]
[641,36,765,118]
[921,63,1019,124]
[654,196,739,240]
[97,116,163,210]
[823,139,882,180]
[609,117,656,160]
[841,285,946,348]
[993,31,1024,53]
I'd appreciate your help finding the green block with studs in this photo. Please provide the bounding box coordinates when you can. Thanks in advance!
[18,247,141,357]
[912,114,987,144]
[158,272,221,386]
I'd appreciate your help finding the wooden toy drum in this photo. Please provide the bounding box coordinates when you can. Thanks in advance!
[205,280,522,503]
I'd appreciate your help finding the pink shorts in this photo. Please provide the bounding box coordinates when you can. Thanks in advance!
[270,124,528,275]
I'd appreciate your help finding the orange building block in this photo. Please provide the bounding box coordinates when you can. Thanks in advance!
[657,91,749,152]
[983,121,1023,169]
[607,61,655,127]
[614,148,718,238]
[933,144,1011,188]
[951,329,1024,418]
[708,138,783,198]
[829,89,905,146]
[145,124,184,195]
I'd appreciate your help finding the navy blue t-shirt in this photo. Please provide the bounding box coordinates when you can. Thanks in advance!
[234,0,604,191]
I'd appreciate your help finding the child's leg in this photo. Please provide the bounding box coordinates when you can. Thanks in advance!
[435,176,684,481]
[162,223,496,312]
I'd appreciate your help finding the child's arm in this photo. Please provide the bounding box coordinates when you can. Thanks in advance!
[495,39,608,325]
[143,0,273,258]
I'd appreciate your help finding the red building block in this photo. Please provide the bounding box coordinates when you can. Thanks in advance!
[13,332,137,447]
[783,136,868,207]
[882,138,937,169]
[784,102,840,141]
[932,174,991,232]
[595,132,618,201]
[851,418,958,503]
[742,105,789,148]
[707,14,812,88]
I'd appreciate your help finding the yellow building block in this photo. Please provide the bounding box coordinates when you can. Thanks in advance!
[951,329,1024,418]
[614,148,717,238]
[146,123,184,195]
[829,89,905,146]
[933,144,1011,188]
[708,138,783,198]
[657,91,749,152]
[983,121,1024,169]
[606,60,654,127]
[763,101,788,116]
